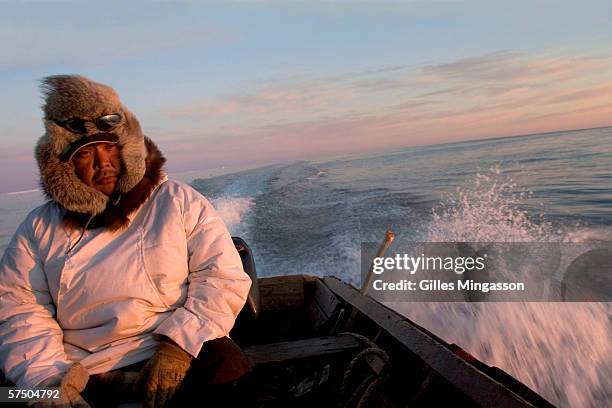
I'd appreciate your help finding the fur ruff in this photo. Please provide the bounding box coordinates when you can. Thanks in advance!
[62,137,166,231]
[36,75,147,215]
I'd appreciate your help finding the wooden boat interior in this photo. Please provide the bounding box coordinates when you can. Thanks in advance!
[230,274,555,407]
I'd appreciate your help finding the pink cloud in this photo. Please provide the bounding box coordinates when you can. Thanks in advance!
[417,51,610,85]
[153,49,612,171]
[544,83,612,105]
[160,80,356,120]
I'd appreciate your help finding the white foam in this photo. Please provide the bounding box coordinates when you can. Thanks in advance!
[394,168,612,407]
[306,170,328,181]
[6,189,40,196]
[427,166,555,242]
[391,301,611,407]
[562,227,612,243]
[211,197,254,232]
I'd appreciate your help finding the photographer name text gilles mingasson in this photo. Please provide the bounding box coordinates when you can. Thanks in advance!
[370,254,525,292]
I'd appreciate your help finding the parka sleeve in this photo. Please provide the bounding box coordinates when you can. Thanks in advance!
[0,220,71,387]
[153,186,251,357]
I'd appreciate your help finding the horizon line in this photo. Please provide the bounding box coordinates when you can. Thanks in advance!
[3,123,610,194]
[180,123,612,177]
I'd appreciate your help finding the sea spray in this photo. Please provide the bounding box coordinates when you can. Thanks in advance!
[211,196,254,235]
[391,168,612,407]
[427,166,555,242]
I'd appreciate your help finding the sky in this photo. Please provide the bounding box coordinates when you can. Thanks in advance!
[1,0,611,193]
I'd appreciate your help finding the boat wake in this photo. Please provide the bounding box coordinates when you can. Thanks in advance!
[212,196,254,234]
[192,161,611,407]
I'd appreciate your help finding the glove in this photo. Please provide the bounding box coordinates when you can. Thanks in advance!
[135,340,193,408]
[28,363,90,408]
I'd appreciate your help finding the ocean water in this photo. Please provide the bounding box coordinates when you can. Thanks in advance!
[1,127,611,406]
[193,127,612,408]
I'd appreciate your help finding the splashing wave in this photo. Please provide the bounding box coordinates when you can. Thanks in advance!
[393,168,612,408]
[211,197,254,232]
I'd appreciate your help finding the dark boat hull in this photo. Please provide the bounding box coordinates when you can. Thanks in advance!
[231,275,556,407]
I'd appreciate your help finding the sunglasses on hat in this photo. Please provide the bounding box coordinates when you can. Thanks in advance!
[55,113,122,134]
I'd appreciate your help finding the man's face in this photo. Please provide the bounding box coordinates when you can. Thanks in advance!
[72,143,122,196]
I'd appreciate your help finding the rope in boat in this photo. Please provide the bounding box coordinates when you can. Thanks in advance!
[338,333,390,407]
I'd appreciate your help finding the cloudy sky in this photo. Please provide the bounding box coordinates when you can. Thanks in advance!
[1,0,611,193]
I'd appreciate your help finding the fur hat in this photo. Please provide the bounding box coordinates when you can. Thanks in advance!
[35,75,147,215]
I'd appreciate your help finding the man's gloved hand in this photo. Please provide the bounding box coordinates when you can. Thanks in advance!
[135,340,193,408]
[29,363,90,408]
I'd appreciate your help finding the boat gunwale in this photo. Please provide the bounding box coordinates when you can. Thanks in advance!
[322,275,555,408]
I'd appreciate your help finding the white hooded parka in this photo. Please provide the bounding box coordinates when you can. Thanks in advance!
[0,181,251,387]
[0,75,251,387]
[0,178,251,387]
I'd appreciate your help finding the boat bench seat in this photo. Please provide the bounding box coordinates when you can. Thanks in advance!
[243,334,363,366]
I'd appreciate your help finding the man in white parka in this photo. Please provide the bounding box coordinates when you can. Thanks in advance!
[0,75,252,407]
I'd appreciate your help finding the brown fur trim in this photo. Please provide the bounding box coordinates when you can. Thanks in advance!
[36,133,109,215]
[63,137,166,231]
[37,75,147,215]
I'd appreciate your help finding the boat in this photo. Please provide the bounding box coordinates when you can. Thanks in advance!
[229,237,557,407]
[0,237,557,407]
